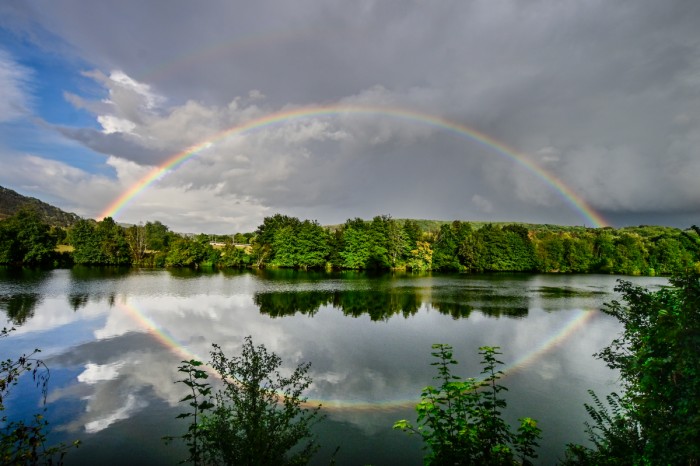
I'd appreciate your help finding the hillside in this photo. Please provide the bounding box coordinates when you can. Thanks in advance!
[0,185,81,227]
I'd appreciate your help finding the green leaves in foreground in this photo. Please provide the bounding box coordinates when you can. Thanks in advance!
[563,272,700,465]
[163,359,214,465]
[167,336,324,466]
[394,344,541,466]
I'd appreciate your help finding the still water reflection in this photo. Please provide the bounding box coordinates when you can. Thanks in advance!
[0,268,667,465]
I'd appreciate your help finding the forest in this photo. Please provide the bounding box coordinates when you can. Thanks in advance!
[1,207,699,276]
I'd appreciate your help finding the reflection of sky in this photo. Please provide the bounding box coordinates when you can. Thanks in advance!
[0,270,669,465]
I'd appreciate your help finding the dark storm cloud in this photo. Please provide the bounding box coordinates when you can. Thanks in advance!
[54,125,173,164]
[2,0,699,229]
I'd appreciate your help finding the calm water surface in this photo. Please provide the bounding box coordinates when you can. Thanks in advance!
[0,268,668,465]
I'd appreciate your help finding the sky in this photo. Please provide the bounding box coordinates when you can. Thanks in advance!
[0,0,699,233]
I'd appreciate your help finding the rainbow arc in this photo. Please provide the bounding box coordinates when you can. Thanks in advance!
[99,104,607,228]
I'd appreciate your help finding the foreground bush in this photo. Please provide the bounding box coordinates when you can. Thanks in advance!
[167,336,323,465]
[564,272,700,465]
[394,345,541,465]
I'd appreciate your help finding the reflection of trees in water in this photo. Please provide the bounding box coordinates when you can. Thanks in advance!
[255,291,332,317]
[429,301,476,319]
[64,267,123,310]
[254,287,529,321]
[334,290,421,321]
[429,302,528,319]
[67,292,116,310]
[535,286,607,298]
[0,293,41,324]
[0,267,51,286]
[255,290,420,321]
[431,287,530,319]
[478,306,528,318]
[69,266,131,281]
[68,293,90,310]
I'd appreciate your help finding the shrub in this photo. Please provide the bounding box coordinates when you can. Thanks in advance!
[394,344,541,465]
[167,336,323,465]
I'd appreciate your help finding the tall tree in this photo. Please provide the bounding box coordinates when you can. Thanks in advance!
[295,220,330,268]
[69,219,103,264]
[125,224,147,263]
[386,217,407,268]
[144,220,171,251]
[0,207,56,265]
[339,218,372,269]
[96,217,131,265]
[432,223,463,271]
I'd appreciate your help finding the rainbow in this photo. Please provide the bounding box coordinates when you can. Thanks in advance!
[118,299,598,412]
[99,105,608,227]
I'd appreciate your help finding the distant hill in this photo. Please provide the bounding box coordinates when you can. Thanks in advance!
[0,185,81,227]
[325,218,603,234]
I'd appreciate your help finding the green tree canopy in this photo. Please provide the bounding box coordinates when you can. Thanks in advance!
[0,207,57,265]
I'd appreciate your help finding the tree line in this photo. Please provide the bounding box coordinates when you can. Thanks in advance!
[1,207,699,275]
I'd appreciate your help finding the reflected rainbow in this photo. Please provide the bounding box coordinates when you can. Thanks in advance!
[118,299,598,412]
[99,105,607,227]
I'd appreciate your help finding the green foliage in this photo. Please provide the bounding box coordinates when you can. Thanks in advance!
[271,220,329,269]
[402,220,423,256]
[394,344,541,465]
[338,218,372,269]
[562,391,644,466]
[233,232,254,244]
[165,236,216,268]
[164,360,215,465]
[144,221,171,251]
[0,328,79,464]
[169,336,324,465]
[253,215,330,269]
[459,225,535,273]
[335,216,413,269]
[218,244,250,268]
[125,224,147,263]
[69,217,131,265]
[53,213,700,273]
[0,207,57,266]
[408,241,433,272]
[612,233,648,275]
[565,272,700,465]
[432,222,471,271]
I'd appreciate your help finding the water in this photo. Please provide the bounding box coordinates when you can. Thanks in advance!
[0,268,668,465]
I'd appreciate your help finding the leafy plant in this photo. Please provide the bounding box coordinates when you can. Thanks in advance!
[564,272,700,465]
[168,336,324,465]
[562,391,643,466]
[0,327,80,465]
[164,359,215,465]
[394,344,541,465]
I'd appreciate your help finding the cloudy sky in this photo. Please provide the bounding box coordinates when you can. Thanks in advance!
[1,0,699,233]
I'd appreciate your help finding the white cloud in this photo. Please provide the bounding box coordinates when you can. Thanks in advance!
[0,49,31,121]
[4,0,700,228]
[98,115,136,134]
[0,151,118,218]
[84,393,147,433]
[108,70,162,109]
[78,362,124,384]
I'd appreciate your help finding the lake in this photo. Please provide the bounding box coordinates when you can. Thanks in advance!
[0,268,668,465]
